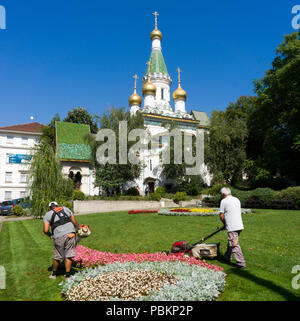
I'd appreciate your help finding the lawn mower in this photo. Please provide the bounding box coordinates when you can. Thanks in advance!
[164,226,225,259]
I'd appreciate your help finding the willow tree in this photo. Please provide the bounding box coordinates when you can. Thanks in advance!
[28,143,73,217]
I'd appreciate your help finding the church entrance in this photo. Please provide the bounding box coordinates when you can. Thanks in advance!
[148,182,155,194]
[68,168,82,190]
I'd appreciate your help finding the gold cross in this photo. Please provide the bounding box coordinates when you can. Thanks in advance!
[177,67,182,84]
[153,11,159,29]
[146,60,152,78]
[133,74,138,90]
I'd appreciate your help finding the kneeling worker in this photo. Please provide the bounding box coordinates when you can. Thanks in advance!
[43,201,80,279]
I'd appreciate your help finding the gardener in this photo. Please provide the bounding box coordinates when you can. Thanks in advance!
[219,187,246,268]
[43,201,80,279]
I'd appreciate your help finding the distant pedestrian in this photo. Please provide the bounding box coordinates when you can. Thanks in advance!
[145,185,149,197]
[219,187,246,268]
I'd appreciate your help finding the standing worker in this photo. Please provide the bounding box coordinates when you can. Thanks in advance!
[219,187,246,268]
[43,201,80,279]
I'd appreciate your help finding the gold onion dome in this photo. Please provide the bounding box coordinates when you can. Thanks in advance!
[173,67,187,101]
[142,78,156,96]
[129,90,142,106]
[129,74,142,106]
[150,28,162,40]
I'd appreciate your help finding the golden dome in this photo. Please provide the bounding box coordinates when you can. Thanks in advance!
[142,78,156,96]
[173,84,187,101]
[150,28,162,41]
[129,91,142,106]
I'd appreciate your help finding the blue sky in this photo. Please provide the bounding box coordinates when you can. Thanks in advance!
[0,0,298,127]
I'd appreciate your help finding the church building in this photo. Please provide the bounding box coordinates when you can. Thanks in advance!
[126,12,211,195]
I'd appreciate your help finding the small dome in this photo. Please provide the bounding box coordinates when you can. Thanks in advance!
[129,91,142,107]
[142,79,156,96]
[173,84,187,101]
[150,28,162,41]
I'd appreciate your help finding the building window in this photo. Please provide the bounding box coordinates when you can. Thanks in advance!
[5,172,12,183]
[20,172,27,183]
[150,160,152,171]
[20,191,26,198]
[7,136,13,144]
[159,136,163,146]
[5,191,12,200]
[161,88,164,100]
[22,137,28,145]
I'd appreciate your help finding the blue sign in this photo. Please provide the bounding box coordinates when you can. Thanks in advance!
[8,154,32,164]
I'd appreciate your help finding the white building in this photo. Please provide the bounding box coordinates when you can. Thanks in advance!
[0,122,42,201]
[127,13,211,194]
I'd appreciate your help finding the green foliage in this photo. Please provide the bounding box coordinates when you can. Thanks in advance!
[247,31,300,183]
[180,176,204,196]
[89,107,145,194]
[12,205,26,217]
[205,109,248,185]
[72,190,85,200]
[126,187,140,196]
[150,192,162,201]
[60,200,74,212]
[64,107,98,134]
[173,192,187,203]
[28,143,74,217]
[275,186,300,208]
[154,186,166,197]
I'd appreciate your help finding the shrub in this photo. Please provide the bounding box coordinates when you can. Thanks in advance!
[173,192,187,203]
[72,190,85,200]
[247,188,276,208]
[154,186,166,197]
[181,176,205,196]
[275,186,300,208]
[126,187,140,196]
[12,205,26,216]
[60,200,74,212]
[150,192,162,201]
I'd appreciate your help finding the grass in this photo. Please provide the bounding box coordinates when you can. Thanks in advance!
[0,209,300,301]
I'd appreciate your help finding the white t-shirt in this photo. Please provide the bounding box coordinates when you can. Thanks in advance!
[220,195,244,232]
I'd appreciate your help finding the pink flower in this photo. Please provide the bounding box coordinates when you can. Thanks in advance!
[73,245,223,271]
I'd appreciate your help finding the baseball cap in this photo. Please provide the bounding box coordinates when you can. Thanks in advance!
[49,201,58,207]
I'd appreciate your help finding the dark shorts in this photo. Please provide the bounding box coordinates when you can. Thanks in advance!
[53,234,76,260]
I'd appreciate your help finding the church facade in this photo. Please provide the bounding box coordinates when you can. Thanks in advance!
[126,13,211,195]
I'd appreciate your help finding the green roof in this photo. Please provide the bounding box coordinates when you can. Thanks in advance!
[191,111,210,126]
[146,49,169,77]
[55,122,91,161]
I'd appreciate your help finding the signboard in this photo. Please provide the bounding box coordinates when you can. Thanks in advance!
[7,154,32,164]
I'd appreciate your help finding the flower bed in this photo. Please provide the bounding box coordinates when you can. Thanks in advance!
[61,260,226,301]
[73,245,223,271]
[128,209,158,214]
[158,208,252,216]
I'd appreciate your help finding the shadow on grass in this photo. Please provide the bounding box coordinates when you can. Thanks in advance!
[217,259,300,301]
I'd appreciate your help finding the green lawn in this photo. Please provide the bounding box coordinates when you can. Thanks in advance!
[0,209,299,301]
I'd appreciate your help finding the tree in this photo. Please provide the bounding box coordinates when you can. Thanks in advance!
[28,143,73,217]
[40,113,60,147]
[64,107,98,133]
[247,31,300,184]
[86,107,144,195]
[205,110,248,185]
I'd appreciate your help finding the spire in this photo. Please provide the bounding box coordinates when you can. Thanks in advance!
[151,11,162,41]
